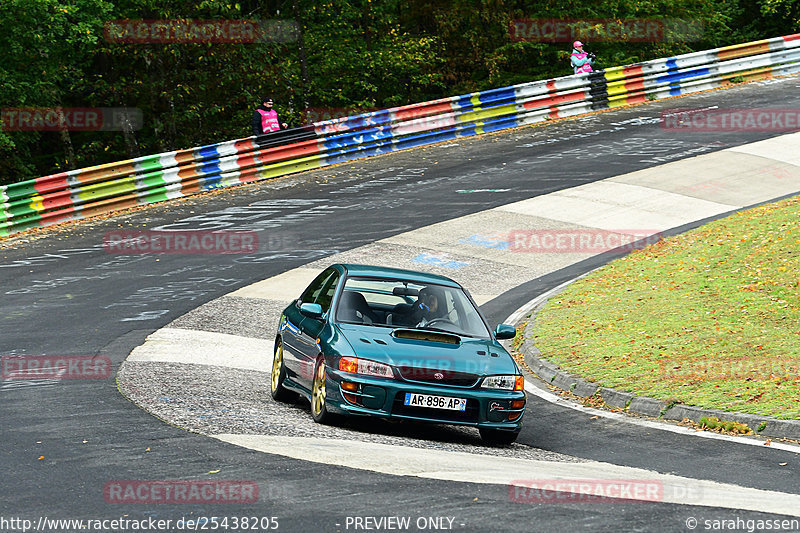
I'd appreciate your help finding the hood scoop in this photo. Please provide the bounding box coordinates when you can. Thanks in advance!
[392,329,461,345]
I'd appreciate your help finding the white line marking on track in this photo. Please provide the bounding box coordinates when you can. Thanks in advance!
[215,434,800,517]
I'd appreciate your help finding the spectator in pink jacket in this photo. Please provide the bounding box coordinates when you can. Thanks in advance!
[571,41,595,74]
[252,96,288,136]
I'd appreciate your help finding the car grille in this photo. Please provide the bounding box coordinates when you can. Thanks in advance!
[396,366,479,387]
[392,395,479,423]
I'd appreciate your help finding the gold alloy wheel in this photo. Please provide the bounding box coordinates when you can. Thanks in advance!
[311,360,326,417]
[271,343,283,393]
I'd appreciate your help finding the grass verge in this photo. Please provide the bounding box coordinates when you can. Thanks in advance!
[531,195,800,419]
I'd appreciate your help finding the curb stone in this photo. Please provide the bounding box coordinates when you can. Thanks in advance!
[515,283,800,442]
[599,388,635,410]
[522,337,599,398]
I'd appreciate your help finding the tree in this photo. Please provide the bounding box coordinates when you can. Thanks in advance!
[0,0,115,180]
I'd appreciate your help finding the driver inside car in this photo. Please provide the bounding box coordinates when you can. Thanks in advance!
[412,286,447,327]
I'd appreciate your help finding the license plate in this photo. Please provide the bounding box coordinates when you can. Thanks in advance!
[404,392,467,411]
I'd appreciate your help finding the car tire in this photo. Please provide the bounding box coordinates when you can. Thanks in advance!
[479,428,519,445]
[311,358,335,424]
[271,339,295,402]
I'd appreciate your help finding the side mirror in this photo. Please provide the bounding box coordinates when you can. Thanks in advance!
[299,302,324,320]
[494,324,516,340]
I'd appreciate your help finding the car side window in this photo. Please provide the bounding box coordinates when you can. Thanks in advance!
[299,269,336,305]
[315,272,340,313]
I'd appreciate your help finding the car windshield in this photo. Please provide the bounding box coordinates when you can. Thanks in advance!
[335,277,490,338]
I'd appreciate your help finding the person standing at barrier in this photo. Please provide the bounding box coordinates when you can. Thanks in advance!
[252,96,288,136]
[571,41,595,74]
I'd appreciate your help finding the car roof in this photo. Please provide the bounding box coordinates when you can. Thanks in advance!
[339,263,461,287]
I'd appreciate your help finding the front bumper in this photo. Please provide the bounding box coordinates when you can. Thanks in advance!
[325,367,525,430]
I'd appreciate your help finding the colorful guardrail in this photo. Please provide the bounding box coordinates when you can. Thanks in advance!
[2,32,799,238]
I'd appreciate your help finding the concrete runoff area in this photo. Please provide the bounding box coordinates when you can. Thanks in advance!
[225,130,800,309]
[127,327,273,371]
[120,130,800,515]
[495,180,737,230]
[216,434,800,517]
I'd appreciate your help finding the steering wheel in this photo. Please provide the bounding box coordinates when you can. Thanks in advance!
[422,318,459,329]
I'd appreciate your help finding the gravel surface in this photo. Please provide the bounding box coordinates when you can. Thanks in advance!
[118,360,585,462]
[169,296,284,340]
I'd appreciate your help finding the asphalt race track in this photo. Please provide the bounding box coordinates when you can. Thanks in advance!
[2,76,800,533]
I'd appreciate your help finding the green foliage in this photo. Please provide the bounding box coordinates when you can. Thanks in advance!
[699,416,718,429]
[1,0,797,184]
[0,0,115,179]
[699,416,753,434]
[660,398,681,417]
[300,0,445,108]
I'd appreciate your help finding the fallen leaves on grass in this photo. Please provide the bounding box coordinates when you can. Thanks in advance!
[533,195,800,420]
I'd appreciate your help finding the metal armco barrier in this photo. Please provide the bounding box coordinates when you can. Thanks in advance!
[2,33,799,238]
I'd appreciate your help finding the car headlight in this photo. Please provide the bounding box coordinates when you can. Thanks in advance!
[482,375,524,391]
[339,357,394,379]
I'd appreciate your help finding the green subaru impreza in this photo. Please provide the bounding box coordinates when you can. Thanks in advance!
[272,264,526,444]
